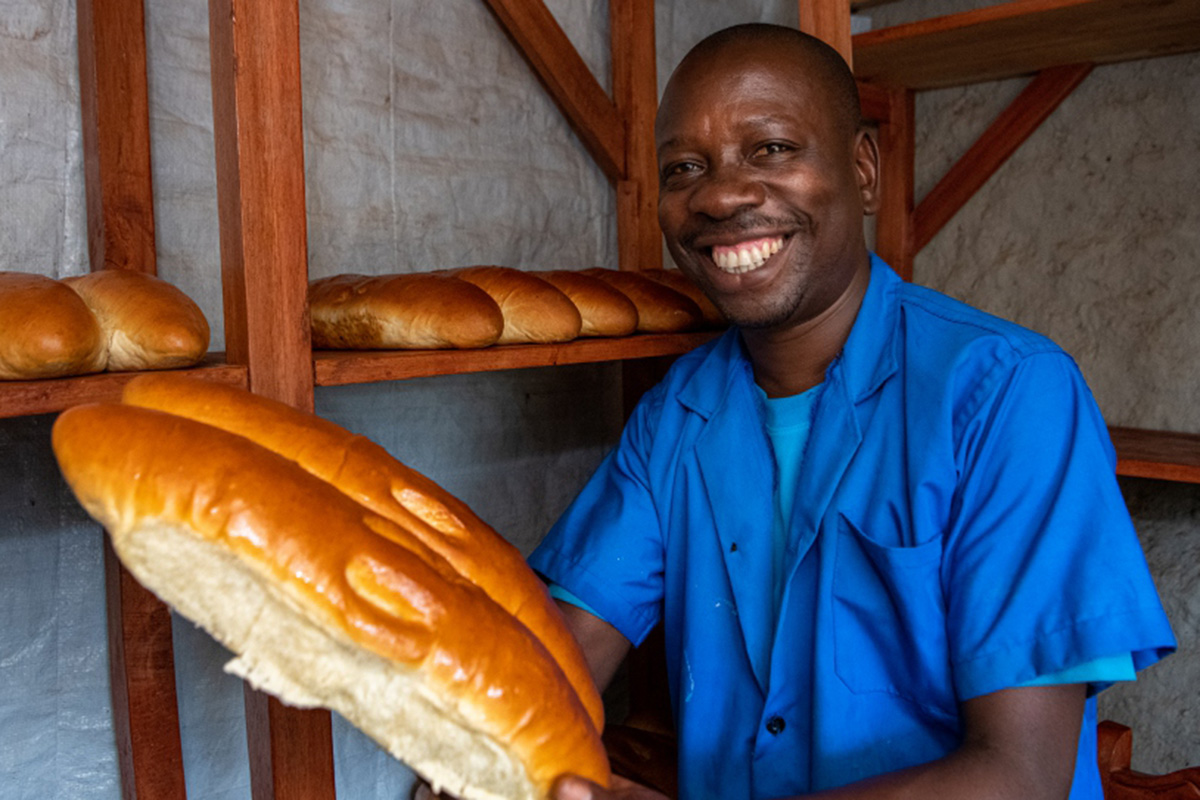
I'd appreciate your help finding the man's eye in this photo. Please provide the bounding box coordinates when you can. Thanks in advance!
[753,142,791,157]
[661,161,700,183]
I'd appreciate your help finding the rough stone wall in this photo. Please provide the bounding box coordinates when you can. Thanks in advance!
[868,0,1200,773]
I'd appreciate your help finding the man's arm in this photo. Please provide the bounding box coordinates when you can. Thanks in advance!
[802,683,1086,800]
[553,683,1086,800]
[555,599,633,694]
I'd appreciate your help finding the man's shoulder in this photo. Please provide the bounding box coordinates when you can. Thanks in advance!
[893,279,1066,363]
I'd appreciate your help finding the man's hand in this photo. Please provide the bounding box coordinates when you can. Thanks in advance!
[412,774,665,800]
[553,774,669,800]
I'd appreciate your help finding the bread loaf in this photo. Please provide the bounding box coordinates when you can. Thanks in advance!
[450,267,582,345]
[640,268,725,328]
[582,268,704,333]
[0,271,106,380]
[52,389,610,800]
[309,273,505,350]
[63,269,210,371]
[120,372,604,733]
[535,271,638,338]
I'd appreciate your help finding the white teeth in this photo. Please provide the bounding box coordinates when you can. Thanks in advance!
[711,237,783,274]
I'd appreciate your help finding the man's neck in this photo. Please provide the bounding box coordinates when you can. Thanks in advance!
[742,258,871,399]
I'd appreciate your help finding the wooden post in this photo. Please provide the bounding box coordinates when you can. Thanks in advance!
[77,0,156,273]
[611,0,661,271]
[798,0,854,68]
[874,88,915,281]
[78,2,189,798]
[208,0,329,797]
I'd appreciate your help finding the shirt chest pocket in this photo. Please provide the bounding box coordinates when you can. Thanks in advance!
[831,513,956,720]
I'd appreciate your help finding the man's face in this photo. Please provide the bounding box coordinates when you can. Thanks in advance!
[655,45,877,332]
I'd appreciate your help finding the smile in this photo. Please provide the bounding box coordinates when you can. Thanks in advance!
[710,236,784,274]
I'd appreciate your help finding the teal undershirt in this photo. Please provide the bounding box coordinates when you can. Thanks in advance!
[549,381,1134,689]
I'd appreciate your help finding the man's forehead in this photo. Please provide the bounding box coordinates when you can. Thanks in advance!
[657,52,822,132]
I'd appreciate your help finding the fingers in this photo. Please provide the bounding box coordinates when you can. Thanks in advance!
[552,774,668,800]
[553,775,598,800]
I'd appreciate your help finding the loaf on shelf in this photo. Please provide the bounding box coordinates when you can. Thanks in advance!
[309,266,721,352]
[536,270,639,337]
[309,273,505,350]
[640,268,725,328]
[0,269,209,380]
[449,266,582,344]
[583,268,706,333]
[64,269,210,371]
[52,374,610,800]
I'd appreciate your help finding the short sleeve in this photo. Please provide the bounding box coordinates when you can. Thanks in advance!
[528,390,667,646]
[943,351,1175,700]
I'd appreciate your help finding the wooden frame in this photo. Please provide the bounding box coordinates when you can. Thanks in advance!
[1,0,1194,798]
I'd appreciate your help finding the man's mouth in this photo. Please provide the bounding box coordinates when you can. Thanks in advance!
[710,236,784,274]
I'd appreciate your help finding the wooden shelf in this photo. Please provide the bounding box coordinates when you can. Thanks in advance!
[314,331,722,387]
[0,354,248,419]
[1111,426,1200,484]
[852,0,1200,89]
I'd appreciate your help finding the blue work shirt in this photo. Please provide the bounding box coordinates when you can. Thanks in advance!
[529,256,1175,799]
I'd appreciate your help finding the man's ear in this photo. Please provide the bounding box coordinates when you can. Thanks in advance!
[854,128,882,215]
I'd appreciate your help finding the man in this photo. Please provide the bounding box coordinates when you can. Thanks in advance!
[531,23,1175,800]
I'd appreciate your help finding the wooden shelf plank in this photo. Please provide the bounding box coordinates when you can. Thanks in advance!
[1111,426,1200,484]
[313,331,723,386]
[853,0,1200,90]
[0,356,247,419]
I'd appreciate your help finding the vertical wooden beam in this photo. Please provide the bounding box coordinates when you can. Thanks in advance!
[874,88,915,281]
[77,0,156,273]
[208,0,316,413]
[611,0,661,271]
[798,0,854,68]
[78,3,188,799]
[104,541,188,800]
[208,0,327,797]
[912,63,1092,254]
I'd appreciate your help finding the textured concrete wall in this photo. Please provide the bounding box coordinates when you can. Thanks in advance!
[869,0,1200,773]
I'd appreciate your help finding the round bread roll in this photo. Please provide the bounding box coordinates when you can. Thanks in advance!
[63,269,210,371]
[0,271,106,380]
[640,268,725,329]
[52,397,610,800]
[120,372,604,734]
[582,268,704,333]
[309,273,505,350]
[450,267,582,345]
[535,271,638,338]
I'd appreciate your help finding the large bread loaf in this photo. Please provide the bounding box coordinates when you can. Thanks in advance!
[52,379,610,800]
[120,372,604,733]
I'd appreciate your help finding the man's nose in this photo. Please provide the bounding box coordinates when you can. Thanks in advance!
[687,164,765,220]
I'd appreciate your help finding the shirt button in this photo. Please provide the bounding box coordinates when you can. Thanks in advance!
[766,716,785,735]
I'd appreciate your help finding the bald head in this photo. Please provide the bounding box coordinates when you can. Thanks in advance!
[661,23,863,140]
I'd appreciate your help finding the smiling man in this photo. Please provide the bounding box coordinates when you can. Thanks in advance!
[529,23,1174,800]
